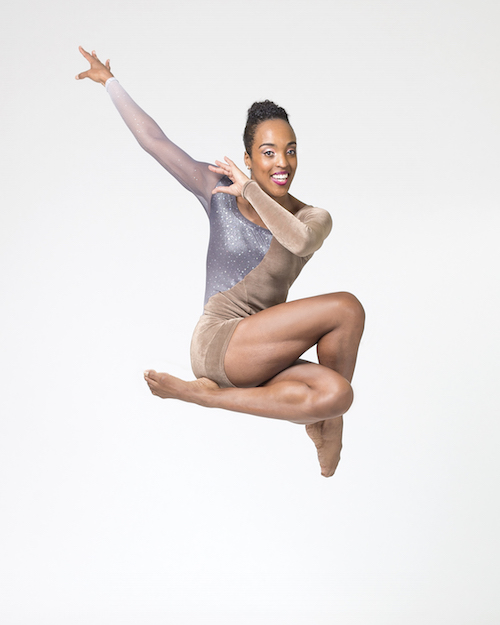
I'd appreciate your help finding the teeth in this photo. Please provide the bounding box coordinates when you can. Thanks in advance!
[272,174,288,180]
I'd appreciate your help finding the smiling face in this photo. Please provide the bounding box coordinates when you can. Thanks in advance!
[244,119,297,200]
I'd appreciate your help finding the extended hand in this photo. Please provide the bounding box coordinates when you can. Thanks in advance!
[209,157,250,196]
[75,46,114,85]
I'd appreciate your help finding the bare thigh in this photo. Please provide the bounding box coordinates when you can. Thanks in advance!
[224,292,360,387]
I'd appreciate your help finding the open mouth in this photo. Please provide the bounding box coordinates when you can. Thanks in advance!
[271,172,289,186]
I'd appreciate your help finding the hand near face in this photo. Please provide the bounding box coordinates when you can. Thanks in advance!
[75,46,114,85]
[209,157,250,196]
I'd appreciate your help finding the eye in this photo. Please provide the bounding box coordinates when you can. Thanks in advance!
[287,149,296,156]
[263,150,275,157]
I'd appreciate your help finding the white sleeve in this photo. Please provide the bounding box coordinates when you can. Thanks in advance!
[106,78,219,213]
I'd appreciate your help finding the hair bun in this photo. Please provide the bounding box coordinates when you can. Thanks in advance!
[243,100,290,154]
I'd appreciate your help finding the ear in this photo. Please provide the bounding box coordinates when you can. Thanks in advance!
[244,151,252,170]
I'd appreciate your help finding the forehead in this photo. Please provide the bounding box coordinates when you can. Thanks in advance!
[254,119,296,146]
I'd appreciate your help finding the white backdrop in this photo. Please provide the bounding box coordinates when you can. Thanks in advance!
[1,1,499,623]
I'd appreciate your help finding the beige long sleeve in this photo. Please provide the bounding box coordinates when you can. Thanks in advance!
[241,180,333,257]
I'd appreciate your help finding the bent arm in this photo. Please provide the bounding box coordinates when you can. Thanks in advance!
[242,180,332,256]
[106,78,219,212]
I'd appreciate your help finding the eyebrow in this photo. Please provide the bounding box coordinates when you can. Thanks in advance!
[258,141,297,149]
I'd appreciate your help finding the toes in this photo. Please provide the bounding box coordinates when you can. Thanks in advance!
[320,457,339,478]
[143,372,159,395]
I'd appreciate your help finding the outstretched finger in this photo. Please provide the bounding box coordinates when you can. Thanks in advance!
[208,164,225,174]
[78,45,93,61]
[75,70,90,80]
[210,162,230,176]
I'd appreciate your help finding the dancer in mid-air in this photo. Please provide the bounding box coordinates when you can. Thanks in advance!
[76,46,365,477]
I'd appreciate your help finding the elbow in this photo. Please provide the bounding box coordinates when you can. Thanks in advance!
[288,219,330,257]
[134,127,166,155]
[289,238,323,257]
[135,134,156,154]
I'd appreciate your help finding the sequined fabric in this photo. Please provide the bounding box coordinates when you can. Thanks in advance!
[205,178,272,304]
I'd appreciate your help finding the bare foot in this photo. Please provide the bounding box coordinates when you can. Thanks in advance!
[144,369,219,405]
[306,416,343,477]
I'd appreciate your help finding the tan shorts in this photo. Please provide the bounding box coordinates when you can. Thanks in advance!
[190,292,250,388]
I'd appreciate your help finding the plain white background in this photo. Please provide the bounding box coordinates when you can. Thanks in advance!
[1,0,499,623]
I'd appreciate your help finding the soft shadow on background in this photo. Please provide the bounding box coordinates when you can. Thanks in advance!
[1,1,499,623]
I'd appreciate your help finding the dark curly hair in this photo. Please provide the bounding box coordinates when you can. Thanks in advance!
[243,100,290,155]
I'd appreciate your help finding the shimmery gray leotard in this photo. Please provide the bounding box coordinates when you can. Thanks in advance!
[205,179,272,305]
[106,78,332,387]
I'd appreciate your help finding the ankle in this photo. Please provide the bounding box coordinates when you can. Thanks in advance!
[187,378,219,408]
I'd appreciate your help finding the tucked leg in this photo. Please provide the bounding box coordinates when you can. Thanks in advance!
[223,292,364,388]
[145,362,352,425]
[144,292,365,477]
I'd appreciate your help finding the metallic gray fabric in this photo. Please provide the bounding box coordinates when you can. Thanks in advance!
[205,178,272,305]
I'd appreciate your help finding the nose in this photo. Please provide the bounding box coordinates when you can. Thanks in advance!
[276,151,288,169]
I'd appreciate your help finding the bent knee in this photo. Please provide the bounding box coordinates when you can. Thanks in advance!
[333,292,365,332]
[330,376,354,416]
[308,376,353,420]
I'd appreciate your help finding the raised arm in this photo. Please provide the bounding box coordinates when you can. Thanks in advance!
[210,157,332,257]
[76,47,219,212]
[241,181,332,256]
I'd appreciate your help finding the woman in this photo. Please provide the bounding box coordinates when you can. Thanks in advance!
[76,47,365,477]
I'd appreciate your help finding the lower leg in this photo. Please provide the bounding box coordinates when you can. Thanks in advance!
[146,368,347,476]
[144,364,353,426]
[317,293,365,381]
[306,293,365,475]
